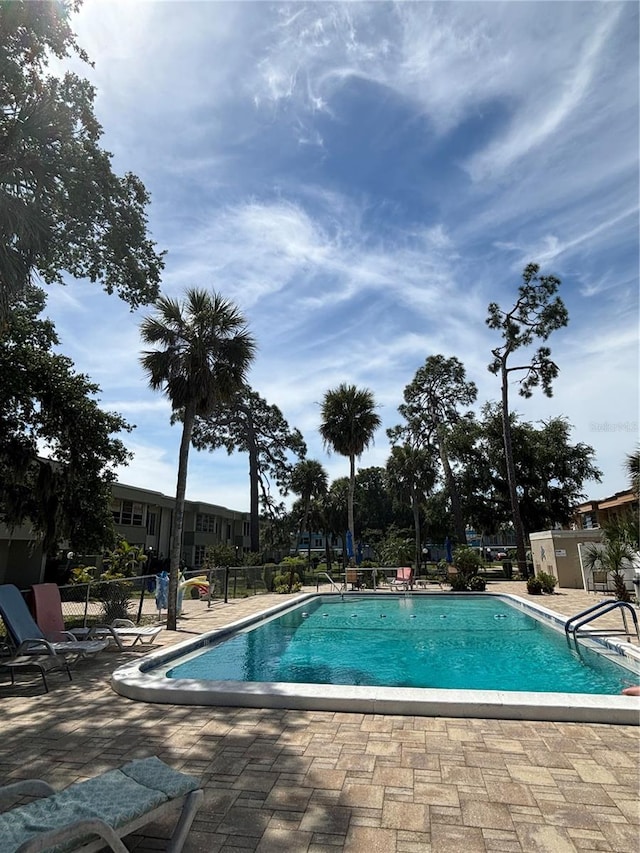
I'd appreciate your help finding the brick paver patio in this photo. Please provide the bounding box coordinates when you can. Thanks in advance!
[1,583,638,852]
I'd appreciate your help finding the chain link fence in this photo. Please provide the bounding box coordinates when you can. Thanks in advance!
[43,565,272,629]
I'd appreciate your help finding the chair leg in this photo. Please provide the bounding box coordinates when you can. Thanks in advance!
[167,789,204,853]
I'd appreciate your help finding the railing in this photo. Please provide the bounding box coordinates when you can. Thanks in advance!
[315,572,344,594]
[564,600,640,642]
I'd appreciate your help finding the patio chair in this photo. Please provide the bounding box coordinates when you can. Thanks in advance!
[587,570,611,594]
[345,569,362,590]
[0,585,107,660]
[0,755,203,853]
[72,619,163,650]
[388,567,413,591]
[0,643,72,694]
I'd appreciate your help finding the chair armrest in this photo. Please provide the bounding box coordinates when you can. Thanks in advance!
[16,639,58,656]
[0,780,56,808]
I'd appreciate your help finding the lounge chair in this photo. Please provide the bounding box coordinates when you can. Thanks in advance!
[388,567,413,591]
[0,585,107,660]
[0,755,203,852]
[30,584,161,650]
[72,619,163,650]
[0,644,72,694]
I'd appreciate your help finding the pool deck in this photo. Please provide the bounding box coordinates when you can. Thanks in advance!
[1,582,639,852]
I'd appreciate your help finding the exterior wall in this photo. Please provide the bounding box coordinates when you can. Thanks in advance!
[0,525,46,587]
[182,502,251,568]
[529,529,603,589]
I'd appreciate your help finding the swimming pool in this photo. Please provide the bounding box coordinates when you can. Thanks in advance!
[112,593,640,724]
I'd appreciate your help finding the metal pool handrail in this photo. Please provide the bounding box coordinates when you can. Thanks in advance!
[564,599,640,641]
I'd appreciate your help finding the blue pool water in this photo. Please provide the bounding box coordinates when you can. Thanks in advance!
[165,596,638,694]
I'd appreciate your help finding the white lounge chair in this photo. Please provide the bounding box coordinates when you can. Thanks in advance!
[0,755,203,852]
[73,619,163,650]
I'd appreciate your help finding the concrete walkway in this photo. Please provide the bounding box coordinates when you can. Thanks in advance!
[0,584,638,852]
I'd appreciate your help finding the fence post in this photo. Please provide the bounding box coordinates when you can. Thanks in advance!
[207,565,213,609]
[83,582,91,628]
[224,566,229,603]
[136,578,146,625]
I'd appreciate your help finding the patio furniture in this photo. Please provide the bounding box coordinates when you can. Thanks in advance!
[0,644,72,694]
[587,570,612,594]
[72,619,163,650]
[388,567,413,591]
[0,585,107,660]
[0,755,203,852]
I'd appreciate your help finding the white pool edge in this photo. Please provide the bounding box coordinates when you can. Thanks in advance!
[111,592,640,725]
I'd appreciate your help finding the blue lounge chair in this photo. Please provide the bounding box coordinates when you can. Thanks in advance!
[0,584,107,660]
[0,755,203,852]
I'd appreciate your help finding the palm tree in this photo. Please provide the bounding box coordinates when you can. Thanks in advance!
[319,384,381,562]
[386,443,438,573]
[626,447,640,497]
[291,460,328,568]
[140,288,256,630]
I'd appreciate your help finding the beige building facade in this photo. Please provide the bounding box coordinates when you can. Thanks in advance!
[529,529,603,589]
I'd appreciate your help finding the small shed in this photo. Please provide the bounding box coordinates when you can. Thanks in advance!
[529,529,603,589]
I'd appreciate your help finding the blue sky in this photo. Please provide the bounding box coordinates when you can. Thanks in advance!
[46,1,638,512]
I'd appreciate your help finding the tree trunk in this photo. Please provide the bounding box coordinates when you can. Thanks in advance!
[437,424,466,545]
[347,453,356,560]
[412,488,421,579]
[247,433,260,552]
[500,364,527,575]
[168,403,195,631]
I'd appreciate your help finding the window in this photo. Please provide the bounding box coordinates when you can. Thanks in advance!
[147,512,156,536]
[112,500,144,526]
[194,545,207,568]
[196,514,218,533]
[243,521,250,537]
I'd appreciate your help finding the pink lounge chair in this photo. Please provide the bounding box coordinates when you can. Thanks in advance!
[31,583,162,649]
[388,567,413,591]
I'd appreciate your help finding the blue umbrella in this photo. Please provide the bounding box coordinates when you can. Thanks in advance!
[155,571,169,613]
[346,530,354,559]
[445,536,453,563]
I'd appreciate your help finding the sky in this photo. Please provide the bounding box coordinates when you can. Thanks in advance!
[44,0,639,513]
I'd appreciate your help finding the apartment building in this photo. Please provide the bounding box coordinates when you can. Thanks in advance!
[0,481,250,587]
[573,488,638,530]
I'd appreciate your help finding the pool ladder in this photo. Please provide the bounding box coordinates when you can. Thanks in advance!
[564,600,640,642]
[316,572,346,595]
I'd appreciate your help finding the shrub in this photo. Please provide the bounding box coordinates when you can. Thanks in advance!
[449,572,470,591]
[526,576,543,595]
[468,575,486,591]
[453,546,483,579]
[206,543,237,566]
[273,571,301,593]
[536,570,557,594]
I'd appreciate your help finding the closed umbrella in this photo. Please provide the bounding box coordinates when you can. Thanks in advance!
[346,530,354,559]
[155,570,169,616]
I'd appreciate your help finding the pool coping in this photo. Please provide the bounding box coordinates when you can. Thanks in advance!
[111,592,640,725]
